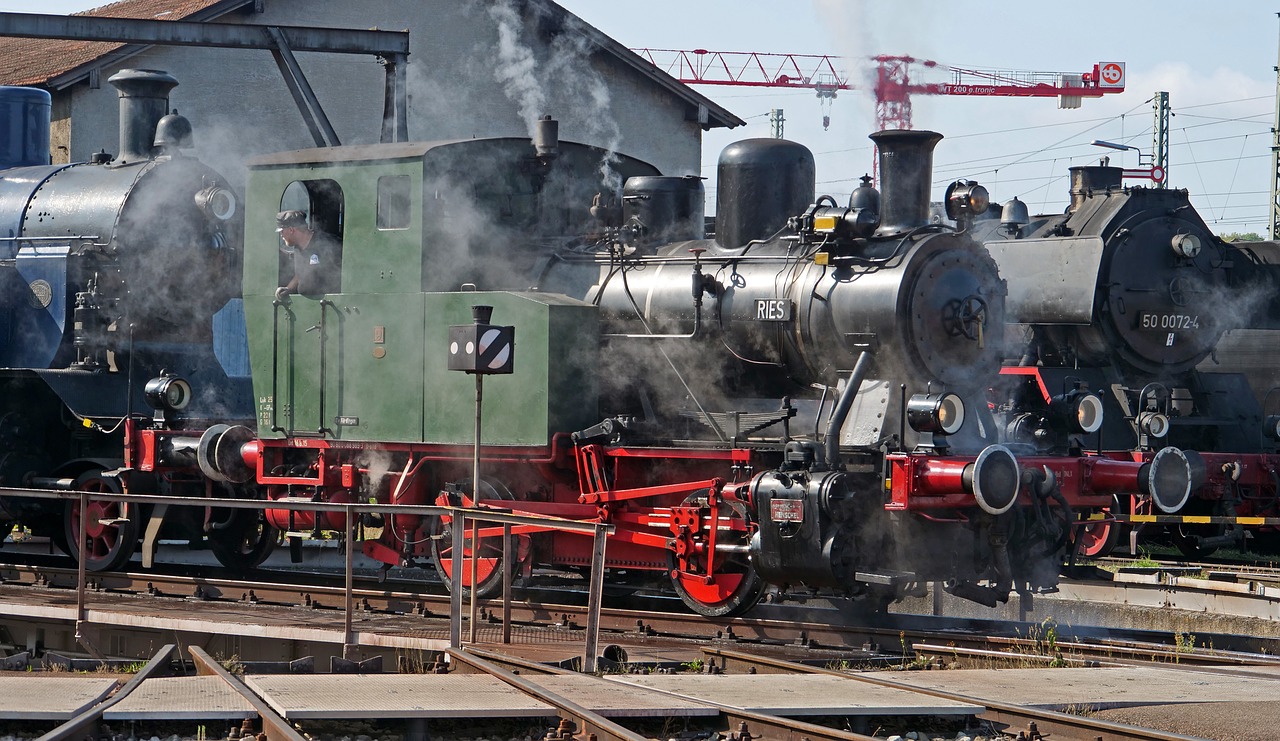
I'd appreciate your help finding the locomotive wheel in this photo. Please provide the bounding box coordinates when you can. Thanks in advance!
[1077,497,1124,559]
[208,508,278,571]
[667,496,763,618]
[48,526,71,557]
[64,471,138,572]
[430,479,515,600]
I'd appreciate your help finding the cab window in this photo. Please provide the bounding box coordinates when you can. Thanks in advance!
[278,179,344,297]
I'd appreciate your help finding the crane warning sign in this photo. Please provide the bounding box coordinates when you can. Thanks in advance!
[1098,62,1125,88]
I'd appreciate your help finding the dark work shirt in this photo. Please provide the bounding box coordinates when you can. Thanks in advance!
[292,231,341,297]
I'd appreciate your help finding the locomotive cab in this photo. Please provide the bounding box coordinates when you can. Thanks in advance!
[242,137,659,444]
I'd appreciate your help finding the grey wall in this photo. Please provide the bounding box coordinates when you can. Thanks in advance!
[58,0,704,188]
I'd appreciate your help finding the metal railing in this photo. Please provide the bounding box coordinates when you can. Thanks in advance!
[0,486,615,672]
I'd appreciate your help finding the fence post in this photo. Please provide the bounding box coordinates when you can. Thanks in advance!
[343,503,355,659]
[74,491,88,645]
[449,509,463,649]
[502,523,512,644]
[583,523,607,673]
[468,518,479,643]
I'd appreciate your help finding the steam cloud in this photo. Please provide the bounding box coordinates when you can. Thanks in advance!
[487,0,623,192]
[489,0,546,139]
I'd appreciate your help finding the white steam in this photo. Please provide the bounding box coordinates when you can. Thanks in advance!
[486,0,623,191]
[489,0,546,139]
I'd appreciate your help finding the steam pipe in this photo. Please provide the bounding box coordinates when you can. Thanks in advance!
[604,251,710,340]
[126,322,135,425]
[824,351,871,467]
[989,527,1012,594]
[604,300,702,339]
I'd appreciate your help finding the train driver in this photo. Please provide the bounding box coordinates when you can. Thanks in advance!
[275,209,340,300]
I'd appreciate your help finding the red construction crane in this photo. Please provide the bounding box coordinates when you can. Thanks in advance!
[632,49,1127,132]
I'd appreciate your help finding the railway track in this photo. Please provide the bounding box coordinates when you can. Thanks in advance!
[470,644,1222,741]
[9,559,1280,665]
[1093,554,1280,584]
[697,647,1212,741]
[6,559,1280,739]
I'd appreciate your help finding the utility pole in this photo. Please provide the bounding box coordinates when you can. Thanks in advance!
[1271,13,1280,238]
[769,108,785,138]
[1152,91,1170,189]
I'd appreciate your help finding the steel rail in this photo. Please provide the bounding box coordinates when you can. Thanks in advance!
[913,643,1280,682]
[909,633,1280,668]
[0,483,614,667]
[447,647,648,741]
[189,645,306,741]
[461,647,884,741]
[15,559,1280,661]
[37,644,178,741]
[909,643,1118,669]
[704,647,1209,741]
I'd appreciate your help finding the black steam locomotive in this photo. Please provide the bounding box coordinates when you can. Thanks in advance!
[0,70,255,569]
[0,69,1195,616]
[976,164,1280,556]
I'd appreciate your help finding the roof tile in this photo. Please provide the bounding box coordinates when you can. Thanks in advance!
[0,1,226,86]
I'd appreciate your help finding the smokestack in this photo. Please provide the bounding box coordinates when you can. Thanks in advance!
[533,115,559,161]
[1068,164,1123,212]
[107,69,179,165]
[869,129,942,235]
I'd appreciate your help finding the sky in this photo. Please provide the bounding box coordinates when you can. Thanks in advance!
[12,0,1280,236]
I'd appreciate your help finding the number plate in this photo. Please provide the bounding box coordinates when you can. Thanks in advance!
[755,299,793,321]
[770,498,804,523]
[1138,313,1200,331]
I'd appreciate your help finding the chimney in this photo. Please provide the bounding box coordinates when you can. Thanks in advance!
[869,129,943,235]
[1067,164,1123,212]
[107,69,179,165]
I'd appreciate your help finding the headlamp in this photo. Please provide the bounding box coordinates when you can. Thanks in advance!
[144,374,192,412]
[1052,391,1104,434]
[907,392,965,436]
[1171,233,1202,259]
[1138,411,1170,439]
[944,180,990,221]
